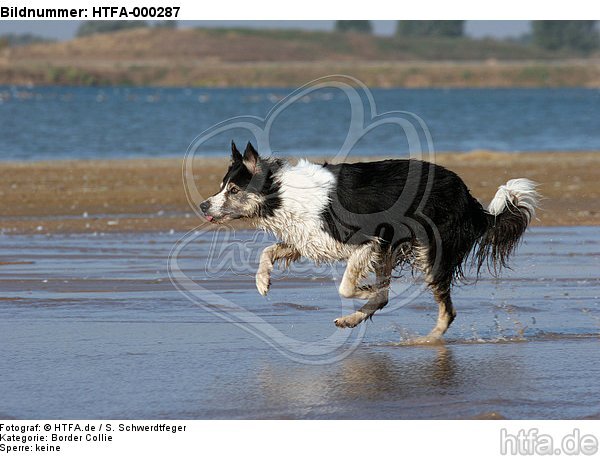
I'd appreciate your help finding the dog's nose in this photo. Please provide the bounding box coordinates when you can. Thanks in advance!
[199,201,210,214]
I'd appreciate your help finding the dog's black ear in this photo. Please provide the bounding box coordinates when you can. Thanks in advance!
[243,142,259,173]
[231,141,242,162]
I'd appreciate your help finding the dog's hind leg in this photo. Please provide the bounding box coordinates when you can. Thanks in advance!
[337,243,380,300]
[256,243,300,296]
[334,280,390,328]
[335,252,393,329]
[411,281,456,342]
[428,284,456,338]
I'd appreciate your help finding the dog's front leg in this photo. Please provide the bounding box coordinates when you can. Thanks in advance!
[256,243,300,296]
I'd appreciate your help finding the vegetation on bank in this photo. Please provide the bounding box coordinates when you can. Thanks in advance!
[75,20,177,37]
[336,21,599,54]
[2,60,597,88]
[0,32,53,48]
[532,21,599,53]
[1,25,598,87]
[396,20,465,38]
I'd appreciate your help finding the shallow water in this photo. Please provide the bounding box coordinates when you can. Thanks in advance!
[0,226,598,419]
[1,87,599,160]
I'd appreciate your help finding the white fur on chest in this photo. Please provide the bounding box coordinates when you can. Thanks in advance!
[258,159,358,262]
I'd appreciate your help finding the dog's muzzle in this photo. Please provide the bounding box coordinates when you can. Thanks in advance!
[199,201,214,222]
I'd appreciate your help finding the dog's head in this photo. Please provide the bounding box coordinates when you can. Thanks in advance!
[199,141,281,223]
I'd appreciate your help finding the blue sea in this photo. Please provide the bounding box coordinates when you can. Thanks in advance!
[0,86,599,161]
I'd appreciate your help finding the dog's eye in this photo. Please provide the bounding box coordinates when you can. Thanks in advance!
[229,187,239,195]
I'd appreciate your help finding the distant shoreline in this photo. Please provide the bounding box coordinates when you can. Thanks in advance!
[1,151,598,234]
[1,60,599,88]
[2,28,598,88]
[0,148,598,164]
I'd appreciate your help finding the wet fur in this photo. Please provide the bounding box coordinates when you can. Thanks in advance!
[200,142,539,338]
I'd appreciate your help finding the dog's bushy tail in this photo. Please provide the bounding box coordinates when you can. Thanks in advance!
[475,178,540,275]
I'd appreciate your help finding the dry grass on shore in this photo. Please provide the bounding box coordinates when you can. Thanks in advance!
[1,28,599,88]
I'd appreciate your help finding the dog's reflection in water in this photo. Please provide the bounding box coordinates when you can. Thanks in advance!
[256,346,459,412]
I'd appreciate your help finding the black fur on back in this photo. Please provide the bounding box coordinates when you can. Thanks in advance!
[321,159,530,287]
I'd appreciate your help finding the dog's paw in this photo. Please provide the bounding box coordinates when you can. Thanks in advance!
[334,311,367,329]
[255,270,271,296]
[338,283,377,300]
[405,334,445,346]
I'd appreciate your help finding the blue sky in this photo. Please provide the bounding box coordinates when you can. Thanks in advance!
[0,20,531,40]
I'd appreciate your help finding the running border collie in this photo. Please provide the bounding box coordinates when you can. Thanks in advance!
[199,142,539,340]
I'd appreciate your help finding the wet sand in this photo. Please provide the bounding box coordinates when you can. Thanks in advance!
[0,227,598,419]
[1,150,598,420]
[0,151,599,234]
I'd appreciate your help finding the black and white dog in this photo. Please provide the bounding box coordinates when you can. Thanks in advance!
[200,142,539,340]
